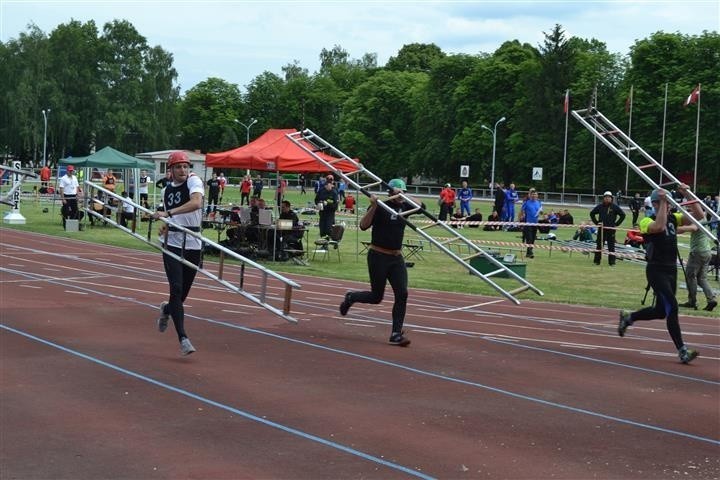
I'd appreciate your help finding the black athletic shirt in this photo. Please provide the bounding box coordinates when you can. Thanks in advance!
[371,200,422,250]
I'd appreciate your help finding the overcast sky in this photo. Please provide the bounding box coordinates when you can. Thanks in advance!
[2,0,718,93]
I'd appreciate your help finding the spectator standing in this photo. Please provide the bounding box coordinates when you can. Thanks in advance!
[240,175,252,205]
[629,193,643,226]
[103,169,117,201]
[276,177,288,206]
[590,191,626,266]
[493,182,506,218]
[503,183,519,222]
[40,165,51,189]
[314,176,338,237]
[151,151,204,356]
[217,172,227,199]
[339,179,425,347]
[206,173,221,215]
[678,219,717,312]
[299,173,307,194]
[337,179,346,202]
[618,186,702,364]
[139,169,150,208]
[439,183,456,221]
[344,194,356,214]
[252,175,264,198]
[457,180,473,217]
[520,188,542,258]
[59,165,81,227]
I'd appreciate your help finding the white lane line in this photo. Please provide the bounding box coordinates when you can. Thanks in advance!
[344,323,375,328]
[444,299,504,313]
[19,284,42,289]
[64,290,88,295]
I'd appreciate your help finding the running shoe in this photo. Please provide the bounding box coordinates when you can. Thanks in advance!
[339,292,353,316]
[388,331,411,347]
[157,302,169,333]
[679,348,698,364]
[618,310,632,337]
[180,337,196,356]
[704,300,717,312]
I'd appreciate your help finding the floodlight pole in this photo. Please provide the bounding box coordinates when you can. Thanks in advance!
[235,118,258,144]
[481,116,506,198]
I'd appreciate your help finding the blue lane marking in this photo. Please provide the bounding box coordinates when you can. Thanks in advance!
[0,324,435,480]
[482,337,720,386]
[4,267,719,446]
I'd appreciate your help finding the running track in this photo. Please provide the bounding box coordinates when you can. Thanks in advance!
[1,228,718,479]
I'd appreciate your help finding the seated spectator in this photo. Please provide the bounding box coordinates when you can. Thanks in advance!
[625,228,644,249]
[466,208,483,228]
[450,211,466,228]
[573,222,594,242]
[538,214,551,234]
[119,191,134,227]
[484,210,501,231]
[558,209,574,225]
[547,210,559,230]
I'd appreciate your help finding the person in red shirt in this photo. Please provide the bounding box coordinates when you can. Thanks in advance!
[439,183,456,221]
[40,165,51,189]
[344,194,356,214]
[240,175,252,205]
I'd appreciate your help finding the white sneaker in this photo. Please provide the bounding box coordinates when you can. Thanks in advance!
[180,338,196,356]
[157,302,169,333]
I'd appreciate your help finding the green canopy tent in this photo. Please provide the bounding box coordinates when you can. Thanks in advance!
[58,146,155,225]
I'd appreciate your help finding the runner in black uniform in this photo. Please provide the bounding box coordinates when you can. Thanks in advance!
[339,179,424,346]
[618,185,702,364]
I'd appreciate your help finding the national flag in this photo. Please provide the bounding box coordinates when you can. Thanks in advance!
[684,84,700,107]
[563,89,569,114]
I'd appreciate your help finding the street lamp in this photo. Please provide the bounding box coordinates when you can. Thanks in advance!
[42,109,51,167]
[480,116,506,198]
[235,118,258,144]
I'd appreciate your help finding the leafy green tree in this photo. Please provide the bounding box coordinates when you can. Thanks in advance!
[180,77,243,153]
[386,43,445,72]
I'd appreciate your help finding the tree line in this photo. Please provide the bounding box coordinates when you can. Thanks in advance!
[1,20,717,193]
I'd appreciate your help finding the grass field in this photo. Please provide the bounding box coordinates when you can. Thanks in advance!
[3,181,717,317]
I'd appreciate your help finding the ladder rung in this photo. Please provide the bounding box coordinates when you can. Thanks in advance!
[485,268,507,278]
[659,181,678,188]
[507,285,531,296]
[600,130,620,135]
[418,223,436,231]
[399,207,421,217]
[638,163,657,170]
[461,252,484,262]
[680,199,700,206]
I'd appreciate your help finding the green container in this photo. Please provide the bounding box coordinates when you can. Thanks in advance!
[469,256,527,278]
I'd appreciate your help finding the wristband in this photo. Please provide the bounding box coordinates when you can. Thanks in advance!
[167,210,173,218]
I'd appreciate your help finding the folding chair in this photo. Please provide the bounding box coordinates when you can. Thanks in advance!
[312,224,344,261]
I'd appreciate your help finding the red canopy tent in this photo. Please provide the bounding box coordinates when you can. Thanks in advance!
[205,129,359,173]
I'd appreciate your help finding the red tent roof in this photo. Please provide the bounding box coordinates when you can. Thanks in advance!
[205,129,359,173]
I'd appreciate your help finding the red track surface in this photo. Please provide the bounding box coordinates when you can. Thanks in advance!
[1,228,718,479]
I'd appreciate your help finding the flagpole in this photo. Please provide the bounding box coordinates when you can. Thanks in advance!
[660,82,668,184]
[693,84,701,191]
[592,85,597,196]
[625,85,633,194]
[562,89,569,204]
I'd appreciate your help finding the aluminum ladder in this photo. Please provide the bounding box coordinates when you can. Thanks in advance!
[572,108,719,244]
[83,182,302,323]
[286,129,544,305]
[0,164,38,206]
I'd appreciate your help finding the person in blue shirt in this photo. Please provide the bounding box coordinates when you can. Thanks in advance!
[457,180,473,217]
[503,183,519,222]
[520,188,542,258]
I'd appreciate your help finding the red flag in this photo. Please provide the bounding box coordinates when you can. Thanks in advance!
[624,85,633,114]
[563,90,569,114]
[684,84,700,107]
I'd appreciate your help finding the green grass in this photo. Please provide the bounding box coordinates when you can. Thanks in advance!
[4,185,716,317]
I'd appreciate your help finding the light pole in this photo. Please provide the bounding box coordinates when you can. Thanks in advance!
[42,109,51,167]
[481,116,506,198]
[235,118,258,144]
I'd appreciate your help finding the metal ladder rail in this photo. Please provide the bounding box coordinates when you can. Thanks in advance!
[84,182,301,323]
[572,109,718,243]
[286,130,544,304]
[0,165,38,206]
